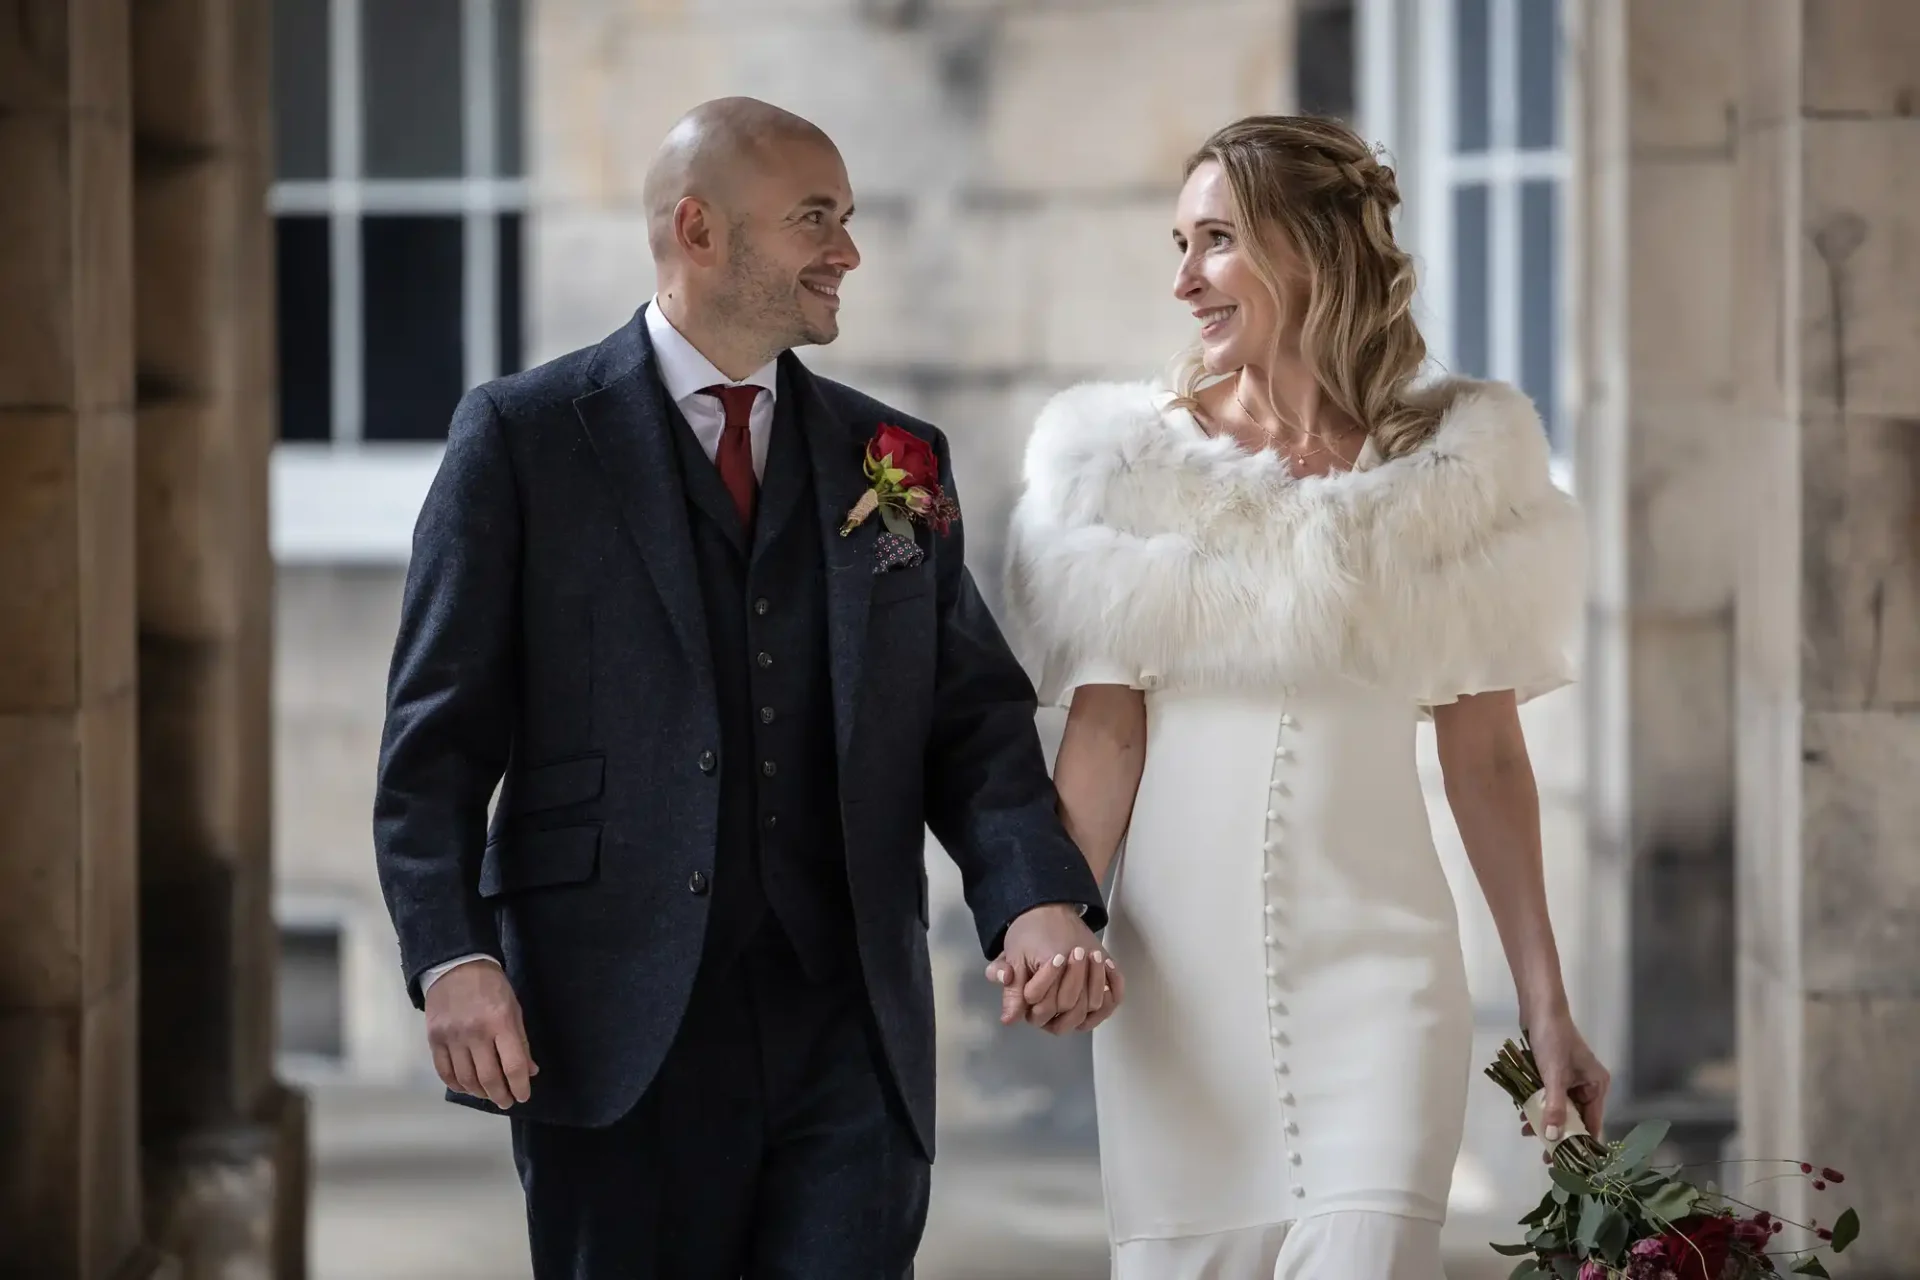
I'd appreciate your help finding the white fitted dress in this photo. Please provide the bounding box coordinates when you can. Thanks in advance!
[1004,378,1583,1278]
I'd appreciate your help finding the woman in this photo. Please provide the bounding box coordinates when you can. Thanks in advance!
[995,116,1609,1277]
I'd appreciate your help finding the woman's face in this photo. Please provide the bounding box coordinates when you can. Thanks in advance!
[1171,160,1297,374]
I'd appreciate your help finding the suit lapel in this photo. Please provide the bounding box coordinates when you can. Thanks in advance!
[786,354,876,765]
[573,317,715,689]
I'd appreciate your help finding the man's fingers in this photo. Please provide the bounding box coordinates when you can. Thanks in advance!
[999,956,1031,1026]
[431,1042,461,1093]
[470,1038,517,1109]
[449,1043,485,1100]
[1027,957,1065,1025]
[1085,951,1109,1013]
[496,1030,536,1105]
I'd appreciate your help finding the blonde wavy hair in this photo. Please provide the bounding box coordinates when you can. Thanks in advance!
[1172,115,1441,461]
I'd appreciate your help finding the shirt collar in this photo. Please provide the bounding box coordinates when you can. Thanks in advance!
[645,296,780,406]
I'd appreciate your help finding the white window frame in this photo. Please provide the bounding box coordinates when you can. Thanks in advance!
[1357,0,1575,490]
[270,0,525,564]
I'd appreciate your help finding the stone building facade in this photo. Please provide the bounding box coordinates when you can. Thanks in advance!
[2,1,1916,1276]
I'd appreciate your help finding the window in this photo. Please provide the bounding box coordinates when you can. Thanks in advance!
[277,920,346,1063]
[270,0,526,560]
[1358,0,1571,460]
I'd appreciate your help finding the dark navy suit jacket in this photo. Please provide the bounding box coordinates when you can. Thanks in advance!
[372,310,1103,1155]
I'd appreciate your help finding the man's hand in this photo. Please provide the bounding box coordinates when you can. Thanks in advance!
[424,960,538,1108]
[985,904,1121,1034]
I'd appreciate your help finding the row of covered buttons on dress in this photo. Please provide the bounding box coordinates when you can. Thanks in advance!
[1262,688,1306,1201]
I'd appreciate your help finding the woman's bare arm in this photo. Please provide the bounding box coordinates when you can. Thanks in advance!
[1053,684,1148,885]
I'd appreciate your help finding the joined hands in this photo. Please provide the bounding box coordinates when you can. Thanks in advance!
[983,902,1124,1034]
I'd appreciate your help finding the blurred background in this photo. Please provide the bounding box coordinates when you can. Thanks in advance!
[3,1,1916,1277]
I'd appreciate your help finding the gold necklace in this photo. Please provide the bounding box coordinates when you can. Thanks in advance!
[1233,383,1354,466]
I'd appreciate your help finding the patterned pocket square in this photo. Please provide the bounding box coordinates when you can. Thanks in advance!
[874,530,925,573]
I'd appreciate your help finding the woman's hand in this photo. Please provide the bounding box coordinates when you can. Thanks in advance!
[1521,1007,1611,1158]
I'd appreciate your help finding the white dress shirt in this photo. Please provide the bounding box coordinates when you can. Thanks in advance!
[419,299,778,997]
[645,296,779,480]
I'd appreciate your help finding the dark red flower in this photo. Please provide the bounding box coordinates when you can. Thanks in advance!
[1820,1167,1845,1184]
[1817,1228,1833,1242]
[1812,1179,1827,1190]
[1657,1215,1734,1280]
[871,423,938,489]
[1800,1163,1814,1174]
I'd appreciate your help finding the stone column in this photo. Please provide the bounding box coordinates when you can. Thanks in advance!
[129,0,308,1272]
[1575,0,1746,1146]
[0,2,160,1276]
[1736,3,1920,1269]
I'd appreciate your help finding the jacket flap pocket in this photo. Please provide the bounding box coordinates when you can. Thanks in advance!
[517,754,606,814]
[479,824,601,898]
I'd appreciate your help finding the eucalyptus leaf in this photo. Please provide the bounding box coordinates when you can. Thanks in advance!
[1491,1242,1536,1257]
[1830,1207,1860,1254]
[879,506,914,539]
[1605,1120,1670,1176]
[1575,1196,1606,1253]
[1550,1167,1594,1197]
[1519,1196,1555,1227]
[1790,1258,1831,1277]
[1550,1257,1581,1280]
[1596,1208,1630,1260]
[1508,1262,1544,1280]
[1641,1181,1701,1224]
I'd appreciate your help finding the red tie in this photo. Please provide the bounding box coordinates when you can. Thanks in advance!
[699,384,760,530]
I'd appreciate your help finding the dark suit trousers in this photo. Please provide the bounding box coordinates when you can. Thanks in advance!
[510,928,930,1279]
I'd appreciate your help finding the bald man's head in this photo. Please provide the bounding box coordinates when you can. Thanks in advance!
[643,98,860,365]
[643,98,835,262]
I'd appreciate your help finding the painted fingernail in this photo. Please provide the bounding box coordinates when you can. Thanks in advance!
[1105,958,1116,969]
[1544,1124,1563,1143]
[1053,954,1066,967]
[1092,951,1104,963]
[994,968,1006,982]
[1072,947,1087,962]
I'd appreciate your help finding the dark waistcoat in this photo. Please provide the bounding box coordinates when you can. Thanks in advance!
[665,376,855,982]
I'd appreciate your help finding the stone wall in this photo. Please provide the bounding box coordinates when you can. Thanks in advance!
[1733,3,1920,1270]
[0,2,147,1273]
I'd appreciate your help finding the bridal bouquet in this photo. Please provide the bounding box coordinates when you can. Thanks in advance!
[1485,1037,1862,1279]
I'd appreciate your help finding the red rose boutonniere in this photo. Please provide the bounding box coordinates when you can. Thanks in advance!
[838,423,960,539]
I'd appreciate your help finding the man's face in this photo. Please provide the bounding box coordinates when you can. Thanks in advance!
[711,138,861,351]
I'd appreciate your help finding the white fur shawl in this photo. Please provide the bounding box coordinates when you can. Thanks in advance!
[1003,378,1584,708]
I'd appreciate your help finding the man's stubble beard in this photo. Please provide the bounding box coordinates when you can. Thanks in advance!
[711,232,838,359]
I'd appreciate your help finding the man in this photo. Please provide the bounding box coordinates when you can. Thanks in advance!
[373,97,1119,1277]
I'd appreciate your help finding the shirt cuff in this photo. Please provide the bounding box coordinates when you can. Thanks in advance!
[421,952,501,994]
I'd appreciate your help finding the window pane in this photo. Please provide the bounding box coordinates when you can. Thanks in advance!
[496,0,525,177]
[272,0,329,179]
[1451,183,1490,379]
[276,216,332,441]
[1295,4,1356,121]
[1454,0,1491,153]
[1518,0,1560,150]
[498,212,523,375]
[278,924,344,1060]
[362,216,464,441]
[1520,179,1559,443]
[362,0,464,179]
